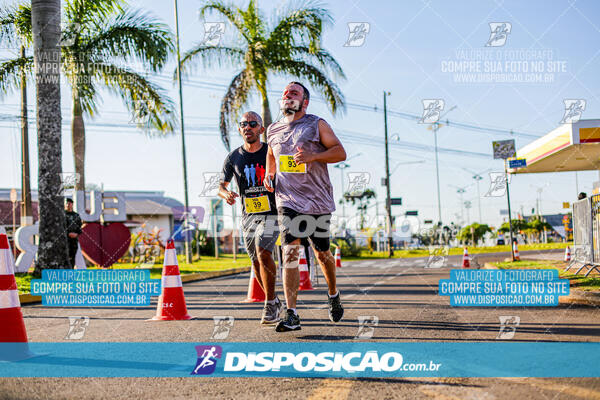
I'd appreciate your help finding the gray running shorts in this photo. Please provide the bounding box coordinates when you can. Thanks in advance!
[242,214,280,262]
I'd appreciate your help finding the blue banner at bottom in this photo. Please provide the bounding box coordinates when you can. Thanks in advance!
[0,342,598,377]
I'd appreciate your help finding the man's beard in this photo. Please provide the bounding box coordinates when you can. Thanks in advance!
[245,134,259,144]
[281,99,301,115]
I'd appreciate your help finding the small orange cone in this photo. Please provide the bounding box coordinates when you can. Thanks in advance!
[0,227,34,360]
[334,247,342,268]
[242,267,266,303]
[513,242,521,261]
[299,247,314,291]
[564,246,571,262]
[462,247,471,268]
[149,240,193,320]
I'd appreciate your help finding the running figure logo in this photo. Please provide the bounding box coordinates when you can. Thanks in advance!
[344,22,370,47]
[497,316,520,339]
[355,316,379,339]
[191,345,223,375]
[426,246,449,268]
[347,172,370,195]
[485,22,511,47]
[200,172,221,197]
[560,99,586,124]
[419,99,445,124]
[65,316,89,340]
[57,172,80,196]
[211,316,234,339]
[201,22,225,46]
[484,172,511,197]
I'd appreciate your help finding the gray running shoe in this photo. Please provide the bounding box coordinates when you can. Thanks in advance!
[261,297,283,324]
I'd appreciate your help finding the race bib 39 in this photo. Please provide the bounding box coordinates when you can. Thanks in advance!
[244,195,271,214]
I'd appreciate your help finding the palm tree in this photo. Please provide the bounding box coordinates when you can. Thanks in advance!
[30,0,69,272]
[0,4,34,225]
[181,0,345,149]
[342,188,376,230]
[0,0,176,190]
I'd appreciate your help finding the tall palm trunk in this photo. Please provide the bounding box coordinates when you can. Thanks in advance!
[20,45,33,226]
[71,93,86,191]
[257,80,272,142]
[31,0,69,274]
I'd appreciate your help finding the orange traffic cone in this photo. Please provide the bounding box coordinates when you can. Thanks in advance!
[149,240,193,320]
[242,267,266,303]
[0,227,34,360]
[564,246,571,262]
[334,247,342,268]
[299,247,314,291]
[462,247,471,268]
[513,242,521,261]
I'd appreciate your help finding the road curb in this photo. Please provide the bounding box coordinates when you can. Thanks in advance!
[483,262,600,306]
[18,266,251,306]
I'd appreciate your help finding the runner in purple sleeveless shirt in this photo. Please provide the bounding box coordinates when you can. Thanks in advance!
[264,82,346,332]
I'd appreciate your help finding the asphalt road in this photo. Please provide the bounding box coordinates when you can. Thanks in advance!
[1,249,599,400]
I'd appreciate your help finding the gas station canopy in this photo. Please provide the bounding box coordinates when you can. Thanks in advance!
[513,119,600,173]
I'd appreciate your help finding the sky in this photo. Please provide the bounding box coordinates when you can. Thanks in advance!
[1,0,599,231]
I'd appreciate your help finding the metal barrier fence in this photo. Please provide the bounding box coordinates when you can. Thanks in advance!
[568,194,600,276]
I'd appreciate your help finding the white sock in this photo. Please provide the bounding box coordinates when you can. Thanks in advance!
[328,291,339,298]
[266,298,277,305]
[288,308,297,315]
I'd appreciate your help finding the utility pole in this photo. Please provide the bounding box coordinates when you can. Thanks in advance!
[383,91,393,257]
[174,0,191,263]
[428,106,457,226]
[504,160,515,261]
[432,122,443,225]
[334,162,350,222]
[20,45,33,226]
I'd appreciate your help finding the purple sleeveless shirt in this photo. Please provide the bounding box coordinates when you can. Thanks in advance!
[267,114,336,214]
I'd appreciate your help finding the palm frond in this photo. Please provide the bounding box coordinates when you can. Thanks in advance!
[64,0,123,32]
[0,56,33,98]
[92,62,176,133]
[271,58,345,115]
[269,1,331,51]
[288,46,345,80]
[0,3,32,47]
[83,8,173,72]
[199,1,250,42]
[220,68,254,150]
[179,45,244,78]
[62,52,99,115]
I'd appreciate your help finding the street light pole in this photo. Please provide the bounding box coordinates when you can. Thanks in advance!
[383,91,393,257]
[474,175,482,222]
[428,106,457,226]
[174,0,191,263]
[504,160,515,261]
[432,122,442,225]
[334,162,350,221]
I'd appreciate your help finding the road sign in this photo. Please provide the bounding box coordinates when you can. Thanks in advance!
[424,219,433,224]
[500,209,509,215]
[390,198,402,205]
[508,158,527,169]
[562,202,570,209]
[9,188,17,203]
[381,178,387,186]
[405,210,418,216]
[492,140,516,159]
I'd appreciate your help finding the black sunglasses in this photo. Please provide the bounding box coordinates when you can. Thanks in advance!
[239,121,259,128]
